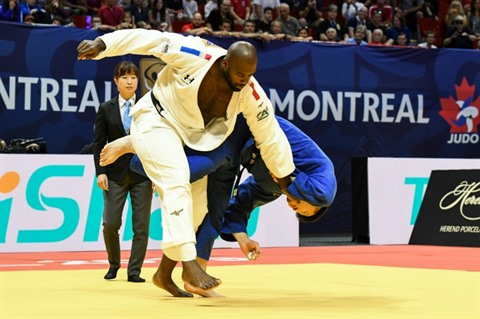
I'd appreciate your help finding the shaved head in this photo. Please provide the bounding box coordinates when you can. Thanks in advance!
[225,41,257,65]
[221,41,257,92]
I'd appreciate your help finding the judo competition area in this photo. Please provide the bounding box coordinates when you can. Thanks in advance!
[1,244,479,319]
[1,156,480,319]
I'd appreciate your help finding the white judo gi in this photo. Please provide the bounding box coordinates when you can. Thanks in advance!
[94,29,294,261]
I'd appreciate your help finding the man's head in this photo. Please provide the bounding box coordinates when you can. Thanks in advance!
[372,28,383,42]
[454,15,465,30]
[191,11,203,28]
[327,4,338,20]
[425,31,436,44]
[222,41,257,91]
[284,194,329,223]
[396,32,407,45]
[114,61,139,99]
[243,19,256,33]
[278,3,290,20]
[263,7,273,21]
[325,27,337,40]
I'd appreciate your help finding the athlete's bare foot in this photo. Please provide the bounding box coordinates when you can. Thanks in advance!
[152,256,193,297]
[100,136,134,166]
[184,283,226,298]
[152,273,193,298]
[182,260,222,291]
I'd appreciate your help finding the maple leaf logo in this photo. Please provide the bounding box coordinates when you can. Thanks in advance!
[439,78,480,133]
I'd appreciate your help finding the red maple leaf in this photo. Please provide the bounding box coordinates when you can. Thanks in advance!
[439,78,480,133]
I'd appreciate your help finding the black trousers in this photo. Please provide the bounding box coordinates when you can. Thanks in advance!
[102,177,152,276]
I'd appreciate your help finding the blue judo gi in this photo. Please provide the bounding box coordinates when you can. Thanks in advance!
[130,115,337,260]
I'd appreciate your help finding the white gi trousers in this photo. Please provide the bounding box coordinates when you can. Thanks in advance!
[130,98,208,262]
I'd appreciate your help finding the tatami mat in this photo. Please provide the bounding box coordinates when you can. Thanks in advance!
[1,262,479,319]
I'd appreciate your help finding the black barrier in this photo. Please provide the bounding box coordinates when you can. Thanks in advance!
[409,170,480,247]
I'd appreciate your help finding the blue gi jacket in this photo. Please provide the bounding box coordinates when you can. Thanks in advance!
[219,116,337,241]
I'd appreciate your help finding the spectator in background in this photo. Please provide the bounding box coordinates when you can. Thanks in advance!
[341,0,365,21]
[91,13,117,30]
[265,19,288,40]
[420,0,438,20]
[181,10,213,34]
[369,28,389,45]
[290,25,313,41]
[85,0,102,16]
[182,0,198,21]
[204,0,218,18]
[206,0,234,31]
[298,0,322,29]
[63,0,89,16]
[229,0,251,28]
[417,30,437,48]
[443,15,477,49]
[395,32,410,46]
[212,16,233,34]
[345,24,367,45]
[98,0,124,28]
[19,0,47,23]
[43,0,71,24]
[256,6,272,32]
[345,5,367,38]
[366,10,387,42]
[166,0,183,20]
[117,9,136,28]
[251,0,280,22]
[444,0,467,29]
[317,4,346,41]
[93,61,153,284]
[149,0,172,31]
[396,0,424,38]
[0,0,22,22]
[368,0,392,27]
[385,15,411,45]
[321,26,342,42]
[275,3,300,37]
[126,0,150,27]
[468,0,480,38]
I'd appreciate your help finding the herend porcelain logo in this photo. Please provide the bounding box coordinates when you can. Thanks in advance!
[439,78,480,144]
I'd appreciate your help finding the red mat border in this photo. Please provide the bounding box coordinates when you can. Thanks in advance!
[1,245,479,272]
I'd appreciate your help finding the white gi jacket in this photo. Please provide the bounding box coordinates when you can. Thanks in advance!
[95,29,294,179]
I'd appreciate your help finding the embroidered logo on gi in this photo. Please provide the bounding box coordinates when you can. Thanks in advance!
[257,109,269,121]
[182,74,195,85]
[170,208,184,216]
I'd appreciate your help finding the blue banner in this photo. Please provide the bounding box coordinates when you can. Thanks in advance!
[1,22,479,234]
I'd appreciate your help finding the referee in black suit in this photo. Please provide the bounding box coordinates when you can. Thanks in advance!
[93,61,153,283]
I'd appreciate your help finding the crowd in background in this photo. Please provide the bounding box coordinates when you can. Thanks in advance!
[1,0,479,49]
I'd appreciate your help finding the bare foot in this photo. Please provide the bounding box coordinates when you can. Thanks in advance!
[100,136,134,166]
[182,260,222,290]
[152,272,193,298]
[184,283,226,298]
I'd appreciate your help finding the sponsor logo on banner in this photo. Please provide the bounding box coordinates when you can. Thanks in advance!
[439,78,480,145]
[409,169,480,247]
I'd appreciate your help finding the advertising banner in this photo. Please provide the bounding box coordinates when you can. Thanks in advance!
[409,170,480,247]
[367,158,480,244]
[0,154,298,252]
[1,22,480,235]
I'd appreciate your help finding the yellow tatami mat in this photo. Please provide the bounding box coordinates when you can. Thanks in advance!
[1,263,479,319]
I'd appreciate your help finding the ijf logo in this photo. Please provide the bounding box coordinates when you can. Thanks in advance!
[439,77,480,144]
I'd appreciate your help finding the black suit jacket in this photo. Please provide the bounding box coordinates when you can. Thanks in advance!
[93,96,149,183]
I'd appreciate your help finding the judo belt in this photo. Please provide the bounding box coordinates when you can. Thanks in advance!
[232,150,258,196]
[151,91,164,117]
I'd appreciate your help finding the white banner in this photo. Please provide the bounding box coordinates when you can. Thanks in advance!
[367,158,480,245]
[0,154,298,253]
